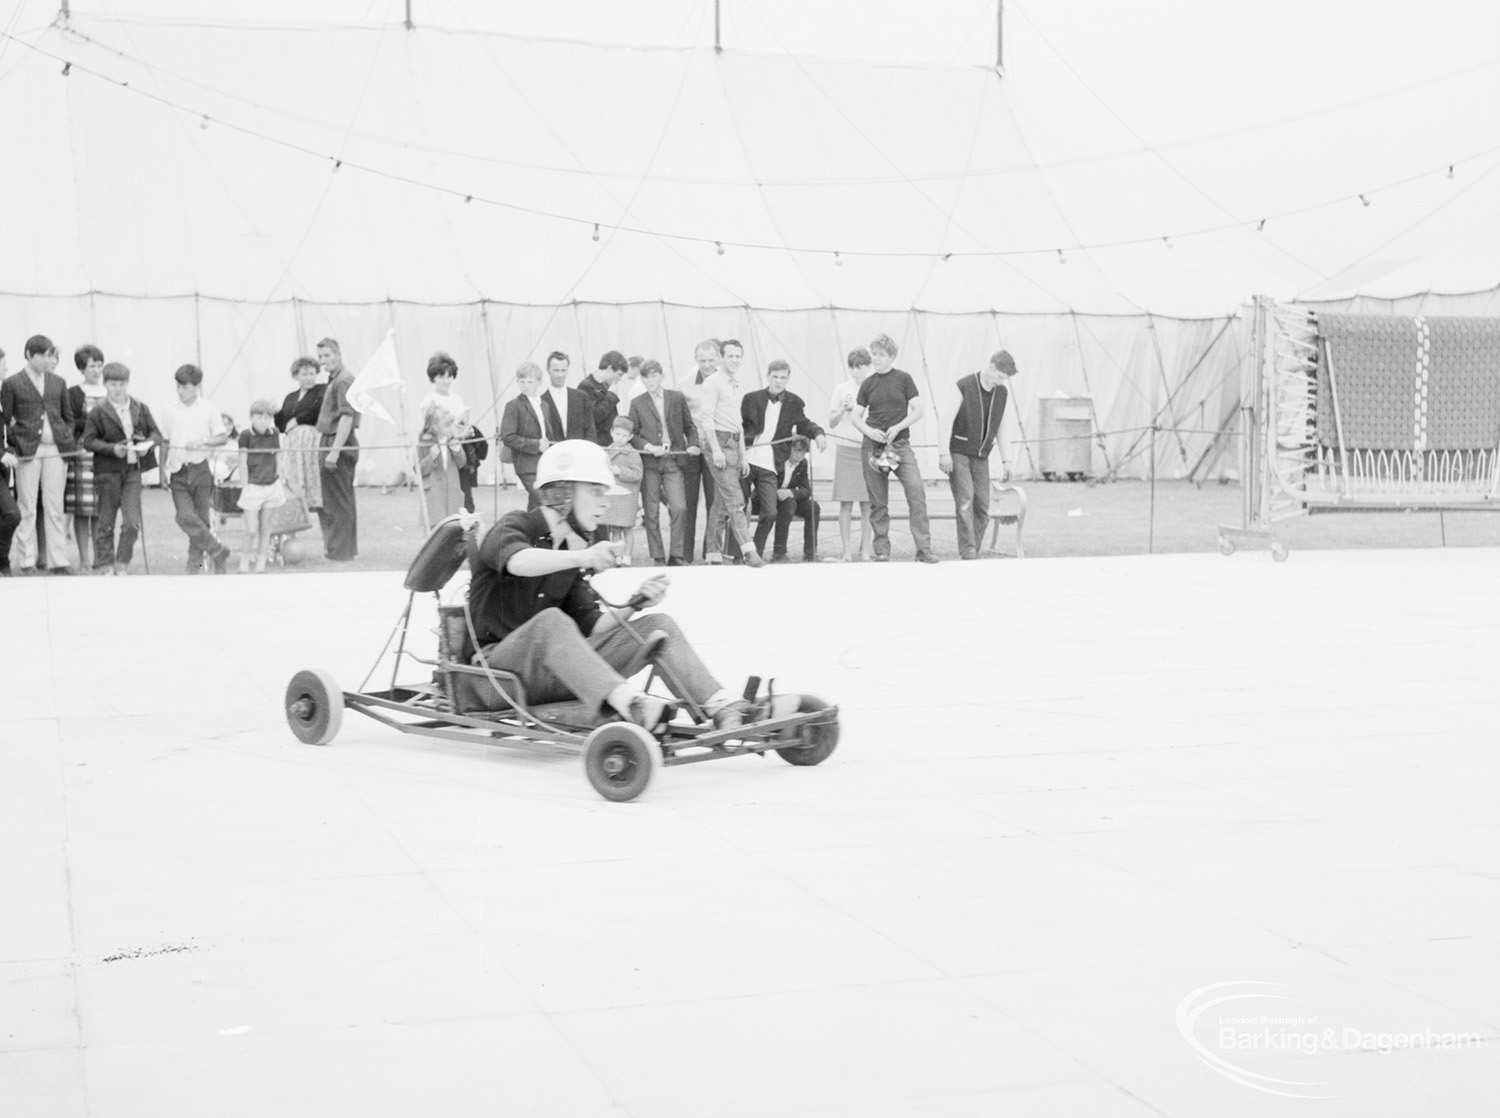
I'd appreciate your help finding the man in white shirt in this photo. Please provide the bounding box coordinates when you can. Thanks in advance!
[615,355,646,419]
[742,359,825,561]
[699,339,764,567]
[158,363,232,573]
[542,351,595,443]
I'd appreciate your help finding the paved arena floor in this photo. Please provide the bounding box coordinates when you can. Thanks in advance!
[3,547,1498,1117]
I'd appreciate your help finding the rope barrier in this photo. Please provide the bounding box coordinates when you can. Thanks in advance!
[0,421,1251,467]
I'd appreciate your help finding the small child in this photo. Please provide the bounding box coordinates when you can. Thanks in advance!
[600,415,643,562]
[418,398,467,524]
[237,400,286,573]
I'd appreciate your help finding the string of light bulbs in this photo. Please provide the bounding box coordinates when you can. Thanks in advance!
[13,31,1498,266]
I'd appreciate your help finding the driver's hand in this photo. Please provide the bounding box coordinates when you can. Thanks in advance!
[634,574,668,609]
[457,510,481,533]
[579,540,621,571]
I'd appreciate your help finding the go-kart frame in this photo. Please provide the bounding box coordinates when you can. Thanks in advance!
[283,516,839,801]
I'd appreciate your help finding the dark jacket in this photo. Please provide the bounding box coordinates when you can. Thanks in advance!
[741,388,823,473]
[500,395,547,475]
[628,389,698,468]
[83,397,161,475]
[1,369,76,457]
[275,384,326,433]
[781,456,813,504]
[66,385,97,441]
[949,373,1008,458]
[540,386,596,444]
[577,375,619,447]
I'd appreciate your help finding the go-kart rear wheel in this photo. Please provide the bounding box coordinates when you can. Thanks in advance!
[583,723,663,802]
[776,694,839,767]
[285,668,344,746]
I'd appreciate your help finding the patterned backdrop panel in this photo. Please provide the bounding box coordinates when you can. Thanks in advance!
[1316,314,1500,452]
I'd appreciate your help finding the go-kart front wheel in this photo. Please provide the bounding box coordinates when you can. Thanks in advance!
[583,723,663,802]
[776,694,840,767]
[285,668,344,746]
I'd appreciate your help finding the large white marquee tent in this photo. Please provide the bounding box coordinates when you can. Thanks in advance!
[2,0,1497,481]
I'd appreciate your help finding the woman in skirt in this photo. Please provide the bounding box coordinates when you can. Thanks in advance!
[826,346,874,562]
[274,356,325,512]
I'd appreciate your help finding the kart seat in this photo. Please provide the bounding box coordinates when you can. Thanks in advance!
[405,515,471,593]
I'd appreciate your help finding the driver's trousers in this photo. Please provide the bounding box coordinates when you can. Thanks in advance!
[478,608,720,716]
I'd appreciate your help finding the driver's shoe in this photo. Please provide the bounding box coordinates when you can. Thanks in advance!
[627,694,674,731]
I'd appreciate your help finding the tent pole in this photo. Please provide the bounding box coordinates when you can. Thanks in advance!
[480,299,501,520]
[714,0,722,53]
[996,0,1004,73]
[404,1,414,31]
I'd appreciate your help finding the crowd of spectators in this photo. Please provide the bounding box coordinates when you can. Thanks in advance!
[0,330,1016,575]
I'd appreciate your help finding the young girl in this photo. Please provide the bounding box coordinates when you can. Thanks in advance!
[600,415,643,563]
[418,398,467,526]
[237,400,286,573]
[827,346,875,562]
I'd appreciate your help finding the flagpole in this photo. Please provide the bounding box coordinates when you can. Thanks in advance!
[402,376,431,538]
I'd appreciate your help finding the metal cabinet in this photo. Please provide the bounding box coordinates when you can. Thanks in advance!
[1038,396,1094,479]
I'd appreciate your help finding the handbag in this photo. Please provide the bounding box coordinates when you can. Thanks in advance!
[266,481,312,536]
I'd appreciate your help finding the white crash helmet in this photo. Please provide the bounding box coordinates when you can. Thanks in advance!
[535,439,626,495]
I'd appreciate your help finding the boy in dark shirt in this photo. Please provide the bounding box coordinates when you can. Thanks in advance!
[236,399,286,573]
[468,440,752,733]
[852,333,938,563]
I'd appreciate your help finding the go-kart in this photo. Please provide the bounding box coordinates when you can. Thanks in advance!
[283,515,840,801]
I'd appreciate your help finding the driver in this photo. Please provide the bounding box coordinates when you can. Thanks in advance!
[466,440,751,732]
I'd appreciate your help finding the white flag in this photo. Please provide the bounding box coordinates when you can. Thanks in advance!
[348,328,401,425]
